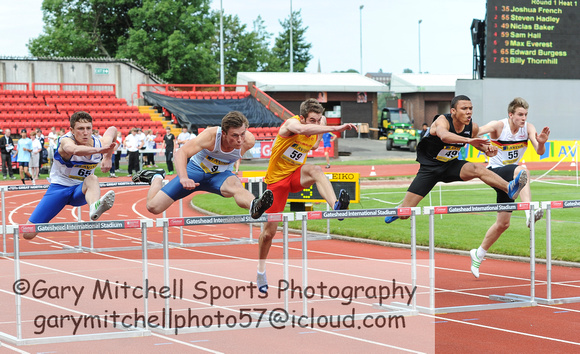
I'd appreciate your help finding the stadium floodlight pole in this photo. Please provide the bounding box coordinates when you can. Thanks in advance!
[290,0,293,72]
[360,5,364,75]
[418,19,422,74]
[220,0,225,91]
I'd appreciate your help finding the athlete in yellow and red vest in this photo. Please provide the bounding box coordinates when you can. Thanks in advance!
[257,98,357,293]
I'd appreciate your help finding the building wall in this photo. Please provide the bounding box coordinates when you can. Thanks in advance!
[270,91,378,138]
[456,78,579,140]
[0,59,159,105]
[401,92,454,128]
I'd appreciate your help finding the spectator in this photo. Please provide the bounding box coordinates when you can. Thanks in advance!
[30,132,42,184]
[234,159,241,174]
[0,128,16,179]
[124,128,141,176]
[136,128,146,165]
[419,123,429,140]
[322,130,336,168]
[47,126,58,166]
[35,128,47,168]
[161,127,175,175]
[114,131,123,171]
[176,127,191,149]
[109,132,121,178]
[16,129,33,184]
[36,128,45,142]
[145,129,157,167]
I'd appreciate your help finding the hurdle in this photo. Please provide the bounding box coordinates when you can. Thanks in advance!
[151,212,294,334]
[165,177,271,248]
[507,200,580,305]
[1,219,153,346]
[403,202,539,315]
[0,181,163,255]
[295,207,421,320]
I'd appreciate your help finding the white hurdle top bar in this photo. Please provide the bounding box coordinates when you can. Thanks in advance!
[424,201,540,214]
[155,212,295,227]
[296,207,422,220]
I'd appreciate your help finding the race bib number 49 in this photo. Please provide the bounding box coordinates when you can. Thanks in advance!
[436,146,461,162]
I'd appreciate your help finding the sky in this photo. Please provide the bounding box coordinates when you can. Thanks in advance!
[0,0,487,75]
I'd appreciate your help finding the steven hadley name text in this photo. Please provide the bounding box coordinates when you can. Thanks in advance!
[13,278,417,307]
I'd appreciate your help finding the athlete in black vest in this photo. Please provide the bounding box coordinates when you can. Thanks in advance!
[385,95,528,223]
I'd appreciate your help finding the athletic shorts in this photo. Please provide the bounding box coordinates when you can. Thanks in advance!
[266,166,304,213]
[488,164,518,204]
[161,161,235,201]
[324,147,332,153]
[29,183,87,224]
[408,159,470,197]
[18,162,29,168]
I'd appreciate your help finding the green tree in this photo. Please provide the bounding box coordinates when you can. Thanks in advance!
[333,69,360,73]
[268,10,312,72]
[27,0,313,84]
[28,0,138,57]
[210,14,273,84]
[117,0,216,84]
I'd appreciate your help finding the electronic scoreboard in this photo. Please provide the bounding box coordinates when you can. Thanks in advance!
[485,0,580,79]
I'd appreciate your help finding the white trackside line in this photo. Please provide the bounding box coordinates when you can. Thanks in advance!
[427,314,580,347]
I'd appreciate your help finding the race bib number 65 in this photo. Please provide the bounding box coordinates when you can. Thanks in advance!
[69,164,97,181]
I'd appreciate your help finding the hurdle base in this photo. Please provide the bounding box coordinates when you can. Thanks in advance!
[271,234,331,244]
[0,328,150,346]
[167,238,255,248]
[371,303,419,317]
[501,293,580,305]
[150,320,277,335]
[391,296,536,315]
[0,246,85,257]
[78,242,163,253]
[164,234,331,249]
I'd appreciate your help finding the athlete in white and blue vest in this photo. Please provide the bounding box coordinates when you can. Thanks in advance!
[132,111,273,220]
[469,97,550,278]
[24,111,118,240]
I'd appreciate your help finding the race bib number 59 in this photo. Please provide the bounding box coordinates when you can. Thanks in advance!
[282,147,307,164]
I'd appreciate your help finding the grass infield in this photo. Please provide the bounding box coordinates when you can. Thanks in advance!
[192,177,580,263]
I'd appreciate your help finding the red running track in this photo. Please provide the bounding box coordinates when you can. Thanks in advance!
[0,176,578,353]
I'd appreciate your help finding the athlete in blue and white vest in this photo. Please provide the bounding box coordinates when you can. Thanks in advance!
[132,111,273,220]
[469,97,550,278]
[24,111,118,240]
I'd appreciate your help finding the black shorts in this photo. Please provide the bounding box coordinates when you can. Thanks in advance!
[408,159,470,197]
[488,164,518,203]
